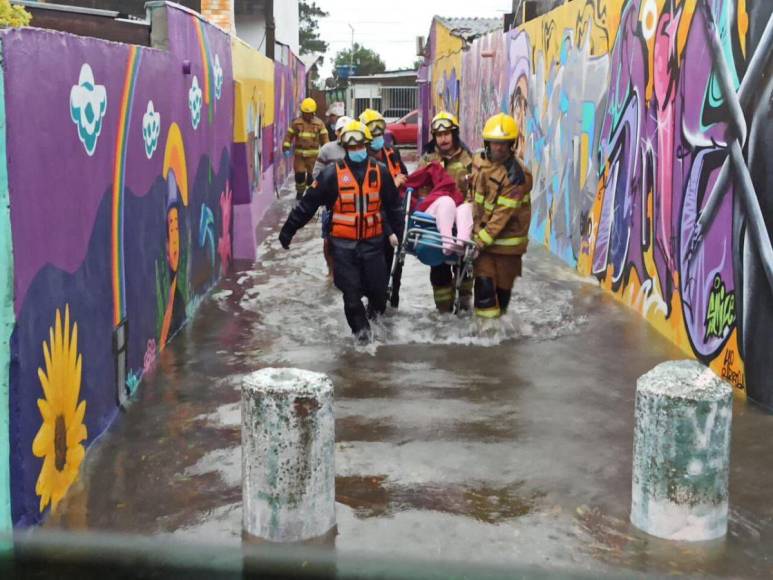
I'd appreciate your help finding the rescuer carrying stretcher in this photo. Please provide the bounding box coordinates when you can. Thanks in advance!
[469,112,533,319]
[279,120,404,342]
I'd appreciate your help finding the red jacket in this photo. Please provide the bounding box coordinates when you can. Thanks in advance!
[403,161,465,212]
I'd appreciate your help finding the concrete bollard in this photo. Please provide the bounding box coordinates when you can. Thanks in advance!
[631,360,733,541]
[241,367,336,542]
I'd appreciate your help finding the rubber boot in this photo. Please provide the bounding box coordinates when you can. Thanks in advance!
[474,276,500,319]
[496,288,512,314]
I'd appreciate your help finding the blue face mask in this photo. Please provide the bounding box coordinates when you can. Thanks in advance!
[348,149,368,163]
[371,136,385,151]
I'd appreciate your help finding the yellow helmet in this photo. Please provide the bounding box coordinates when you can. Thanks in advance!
[339,120,373,146]
[359,109,386,136]
[430,111,459,134]
[482,112,519,142]
[300,97,317,114]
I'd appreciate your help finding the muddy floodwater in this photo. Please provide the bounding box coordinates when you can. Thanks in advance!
[45,174,773,578]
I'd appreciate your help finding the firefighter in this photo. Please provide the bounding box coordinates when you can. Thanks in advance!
[279,121,404,342]
[313,115,352,277]
[359,109,408,188]
[418,111,475,312]
[359,109,408,296]
[469,112,533,319]
[283,97,329,200]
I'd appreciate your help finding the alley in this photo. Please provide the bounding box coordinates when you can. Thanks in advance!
[44,178,773,578]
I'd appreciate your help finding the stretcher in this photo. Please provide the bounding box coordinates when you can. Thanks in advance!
[386,189,477,315]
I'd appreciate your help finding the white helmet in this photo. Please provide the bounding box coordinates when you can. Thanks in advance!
[335,116,353,134]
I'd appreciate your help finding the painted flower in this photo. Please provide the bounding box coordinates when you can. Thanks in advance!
[70,63,107,156]
[142,100,161,159]
[32,306,88,513]
[189,75,203,129]
[218,182,233,274]
[213,54,224,100]
[143,338,157,374]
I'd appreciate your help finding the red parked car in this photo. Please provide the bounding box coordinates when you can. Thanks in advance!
[386,110,418,146]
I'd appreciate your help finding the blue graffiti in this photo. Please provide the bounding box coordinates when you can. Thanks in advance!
[199,204,216,269]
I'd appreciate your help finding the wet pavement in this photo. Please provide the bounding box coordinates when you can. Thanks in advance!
[44,158,773,578]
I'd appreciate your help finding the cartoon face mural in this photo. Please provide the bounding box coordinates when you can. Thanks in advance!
[2,4,234,526]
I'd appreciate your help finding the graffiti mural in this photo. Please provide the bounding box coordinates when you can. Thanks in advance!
[460,30,508,150]
[273,48,306,187]
[456,0,772,405]
[583,0,771,403]
[2,3,233,525]
[501,0,618,267]
[231,38,281,261]
[421,17,465,146]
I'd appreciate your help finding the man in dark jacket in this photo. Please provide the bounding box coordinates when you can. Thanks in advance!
[279,120,404,342]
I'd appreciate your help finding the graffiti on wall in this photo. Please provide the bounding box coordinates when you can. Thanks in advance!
[4,4,234,525]
[230,39,283,261]
[429,20,464,126]
[273,51,306,185]
[460,31,508,150]
[456,0,772,405]
[583,0,772,405]
[501,0,617,267]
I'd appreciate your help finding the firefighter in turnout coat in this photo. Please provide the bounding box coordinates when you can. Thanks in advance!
[469,113,533,318]
[283,97,329,200]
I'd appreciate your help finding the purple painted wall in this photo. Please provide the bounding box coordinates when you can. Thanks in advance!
[273,50,307,187]
[4,3,233,525]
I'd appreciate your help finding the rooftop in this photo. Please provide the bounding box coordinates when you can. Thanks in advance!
[349,69,418,81]
[435,16,502,40]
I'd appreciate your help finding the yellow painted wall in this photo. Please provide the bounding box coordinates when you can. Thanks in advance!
[430,19,464,118]
[231,37,274,144]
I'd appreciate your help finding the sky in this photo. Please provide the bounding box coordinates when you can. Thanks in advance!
[314,0,511,79]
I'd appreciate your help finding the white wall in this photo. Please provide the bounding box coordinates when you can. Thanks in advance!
[235,12,268,52]
[234,1,298,57]
[274,0,300,56]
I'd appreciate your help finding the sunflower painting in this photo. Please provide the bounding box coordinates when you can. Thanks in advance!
[32,305,88,513]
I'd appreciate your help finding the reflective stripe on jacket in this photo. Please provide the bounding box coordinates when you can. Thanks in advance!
[469,152,533,255]
[331,160,384,240]
[283,116,329,155]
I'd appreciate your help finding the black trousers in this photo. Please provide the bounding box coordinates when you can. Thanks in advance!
[331,239,388,334]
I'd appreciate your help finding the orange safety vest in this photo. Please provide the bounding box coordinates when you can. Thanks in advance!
[383,147,402,180]
[331,160,384,240]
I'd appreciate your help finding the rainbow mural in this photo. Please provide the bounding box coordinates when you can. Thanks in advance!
[193,15,215,123]
[111,45,143,327]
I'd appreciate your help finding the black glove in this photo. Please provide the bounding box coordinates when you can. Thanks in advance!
[279,229,292,249]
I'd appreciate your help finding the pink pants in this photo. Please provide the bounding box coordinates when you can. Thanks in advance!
[424,197,473,254]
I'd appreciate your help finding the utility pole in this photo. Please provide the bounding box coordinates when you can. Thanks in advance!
[348,23,354,73]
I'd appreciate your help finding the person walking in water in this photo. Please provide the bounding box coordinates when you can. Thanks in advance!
[469,113,533,319]
[282,97,329,200]
[279,120,404,343]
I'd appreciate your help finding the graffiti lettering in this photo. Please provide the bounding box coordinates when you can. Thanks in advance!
[721,349,745,391]
[705,275,735,341]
